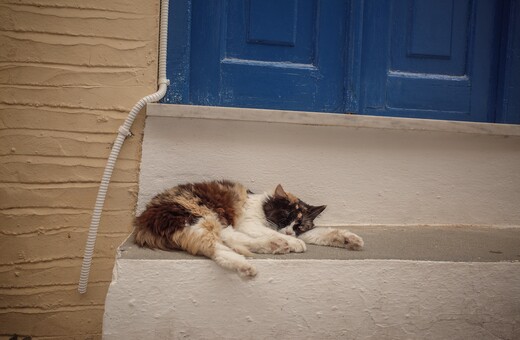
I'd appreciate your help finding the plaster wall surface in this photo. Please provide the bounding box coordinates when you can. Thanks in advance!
[0,1,159,338]
[104,258,520,340]
[140,104,520,227]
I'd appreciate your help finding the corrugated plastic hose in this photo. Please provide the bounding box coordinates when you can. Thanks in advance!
[78,0,170,294]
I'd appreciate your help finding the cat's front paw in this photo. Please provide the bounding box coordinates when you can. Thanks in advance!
[332,230,364,250]
[255,235,306,254]
[284,236,306,253]
[267,236,291,254]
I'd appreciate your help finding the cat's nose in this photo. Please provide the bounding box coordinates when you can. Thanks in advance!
[285,231,294,236]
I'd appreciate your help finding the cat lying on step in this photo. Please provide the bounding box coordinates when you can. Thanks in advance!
[134,180,363,278]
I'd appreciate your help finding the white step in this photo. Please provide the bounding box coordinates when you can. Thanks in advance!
[103,226,520,340]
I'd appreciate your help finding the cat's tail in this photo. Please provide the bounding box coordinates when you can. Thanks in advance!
[133,223,172,251]
[133,203,186,250]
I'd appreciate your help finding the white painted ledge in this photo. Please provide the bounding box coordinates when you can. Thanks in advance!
[148,103,520,137]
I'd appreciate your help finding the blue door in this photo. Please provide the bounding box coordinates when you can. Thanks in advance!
[167,0,348,112]
[359,0,503,122]
[165,0,513,123]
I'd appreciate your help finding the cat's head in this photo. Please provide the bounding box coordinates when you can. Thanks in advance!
[263,184,326,236]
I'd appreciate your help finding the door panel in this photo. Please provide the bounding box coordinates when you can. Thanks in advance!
[406,0,455,59]
[188,0,348,112]
[360,0,503,122]
[226,0,314,62]
[391,0,469,75]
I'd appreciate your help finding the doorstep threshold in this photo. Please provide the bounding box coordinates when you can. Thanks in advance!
[119,225,520,262]
[147,103,520,137]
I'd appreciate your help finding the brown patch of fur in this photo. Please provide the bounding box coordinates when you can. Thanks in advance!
[286,192,299,204]
[134,201,197,250]
[133,226,172,250]
[173,191,214,217]
[179,180,248,227]
[274,184,298,204]
[170,216,221,256]
[134,180,250,253]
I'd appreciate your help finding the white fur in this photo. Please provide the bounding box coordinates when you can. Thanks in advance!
[221,226,290,254]
[235,193,273,236]
[298,227,364,250]
[234,194,306,253]
[187,217,257,277]
[278,222,296,236]
[213,243,257,278]
[210,193,364,278]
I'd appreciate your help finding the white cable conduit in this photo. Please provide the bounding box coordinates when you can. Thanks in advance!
[78,0,170,294]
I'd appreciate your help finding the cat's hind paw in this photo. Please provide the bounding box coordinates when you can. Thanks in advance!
[237,263,258,279]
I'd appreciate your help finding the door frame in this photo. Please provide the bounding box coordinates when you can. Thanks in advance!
[496,0,520,124]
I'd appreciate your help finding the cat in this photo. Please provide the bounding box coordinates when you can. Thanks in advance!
[134,180,363,278]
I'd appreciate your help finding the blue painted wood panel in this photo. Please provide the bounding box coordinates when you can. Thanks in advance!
[190,0,347,112]
[247,0,297,47]
[392,0,469,75]
[166,0,348,112]
[359,0,503,122]
[407,0,454,58]
[164,0,517,124]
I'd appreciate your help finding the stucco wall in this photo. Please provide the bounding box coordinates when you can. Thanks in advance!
[0,1,159,338]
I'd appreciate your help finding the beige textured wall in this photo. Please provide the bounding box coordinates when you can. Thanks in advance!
[0,0,159,338]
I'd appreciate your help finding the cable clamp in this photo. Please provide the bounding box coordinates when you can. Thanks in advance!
[158,78,170,86]
[118,125,132,137]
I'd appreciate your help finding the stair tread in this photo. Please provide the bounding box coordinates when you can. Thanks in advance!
[119,225,520,262]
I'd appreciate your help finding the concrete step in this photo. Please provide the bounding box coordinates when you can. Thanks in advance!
[103,226,520,340]
[118,225,520,262]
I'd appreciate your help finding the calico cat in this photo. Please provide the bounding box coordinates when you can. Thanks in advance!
[134,180,363,278]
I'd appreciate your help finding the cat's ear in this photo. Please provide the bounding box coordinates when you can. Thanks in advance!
[308,205,327,220]
[274,184,289,199]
